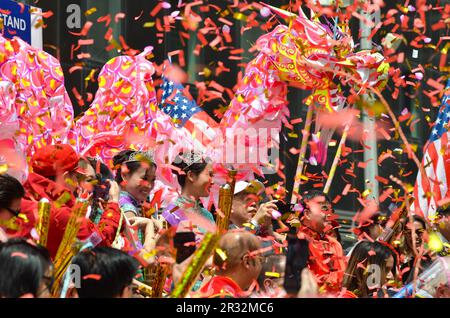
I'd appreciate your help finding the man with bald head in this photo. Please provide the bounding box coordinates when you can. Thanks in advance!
[198,230,263,298]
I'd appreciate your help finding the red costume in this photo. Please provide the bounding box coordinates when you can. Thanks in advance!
[8,144,122,259]
[19,172,122,258]
[298,225,347,294]
[198,276,243,298]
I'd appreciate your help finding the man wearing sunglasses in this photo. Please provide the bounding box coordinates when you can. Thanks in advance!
[0,173,26,242]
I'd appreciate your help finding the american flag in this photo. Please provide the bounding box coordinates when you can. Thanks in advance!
[159,76,218,151]
[413,79,450,218]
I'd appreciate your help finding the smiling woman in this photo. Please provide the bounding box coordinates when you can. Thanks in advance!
[162,151,215,235]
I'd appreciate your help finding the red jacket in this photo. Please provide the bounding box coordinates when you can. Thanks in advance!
[198,276,244,298]
[15,173,121,259]
[298,225,347,294]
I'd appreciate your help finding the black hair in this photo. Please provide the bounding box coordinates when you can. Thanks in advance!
[172,151,209,188]
[343,240,397,298]
[86,158,114,223]
[0,174,25,210]
[0,238,52,298]
[112,150,156,184]
[300,190,332,209]
[87,157,114,181]
[71,246,139,298]
[412,215,427,230]
[436,204,450,217]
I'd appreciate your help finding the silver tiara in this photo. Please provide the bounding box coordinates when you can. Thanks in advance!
[126,150,155,164]
[180,151,204,168]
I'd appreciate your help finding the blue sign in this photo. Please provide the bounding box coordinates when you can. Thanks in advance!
[0,0,32,44]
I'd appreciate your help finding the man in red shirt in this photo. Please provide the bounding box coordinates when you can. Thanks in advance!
[14,144,122,259]
[198,231,263,298]
[297,190,347,294]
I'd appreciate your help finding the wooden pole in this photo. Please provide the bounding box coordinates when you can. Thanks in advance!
[291,105,314,204]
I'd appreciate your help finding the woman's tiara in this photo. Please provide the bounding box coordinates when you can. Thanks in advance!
[126,150,155,164]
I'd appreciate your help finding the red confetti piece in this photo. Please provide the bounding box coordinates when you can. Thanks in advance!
[83,274,102,280]
[342,183,351,196]
[97,14,111,27]
[11,252,28,259]
[150,2,162,17]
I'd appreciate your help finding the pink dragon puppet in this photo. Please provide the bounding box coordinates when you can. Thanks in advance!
[221,3,389,175]
[0,35,74,181]
[70,47,205,207]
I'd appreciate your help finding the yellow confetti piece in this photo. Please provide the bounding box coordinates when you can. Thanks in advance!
[428,232,443,252]
[215,248,227,261]
[84,69,96,83]
[36,117,46,127]
[85,7,97,16]
[55,191,72,208]
[112,104,123,112]
[299,174,309,181]
[362,189,371,198]
[0,164,8,174]
[143,22,155,28]
[17,213,29,223]
[233,12,247,22]
[243,222,256,230]
[265,272,281,278]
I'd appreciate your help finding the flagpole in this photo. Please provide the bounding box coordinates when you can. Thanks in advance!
[291,105,314,204]
[323,120,351,195]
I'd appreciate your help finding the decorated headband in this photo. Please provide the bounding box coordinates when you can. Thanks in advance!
[126,150,155,164]
[179,151,205,170]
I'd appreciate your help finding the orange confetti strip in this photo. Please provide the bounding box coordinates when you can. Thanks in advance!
[104,27,113,41]
[83,274,102,280]
[71,87,82,100]
[17,2,25,14]
[119,35,130,50]
[432,21,446,31]
[223,30,232,43]
[97,14,111,27]
[41,11,54,19]
[115,12,125,23]
[375,176,389,185]
[379,188,394,203]
[185,0,203,17]
[150,2,162,17]
[78,39,94,46]
[69,21,93,36]
[427,78,445,91]
[77,52,91,60]
[230,48,244,55]
[218,17,233,26]
[290,118,303,125]
[209,35,222,48]
[208,81,225,92]
[68,65,83,74]
[342,183,351,196]
[168,50,185,67]
[332,195,342,204]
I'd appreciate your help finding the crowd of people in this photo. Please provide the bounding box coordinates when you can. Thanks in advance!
[0,144,449,298]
